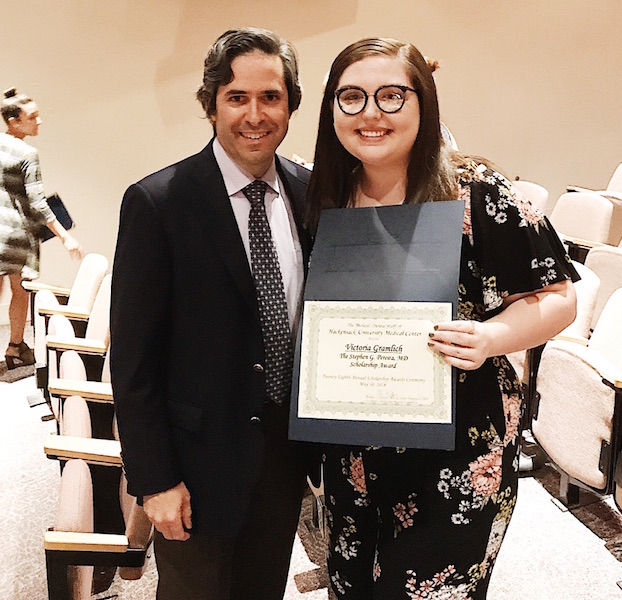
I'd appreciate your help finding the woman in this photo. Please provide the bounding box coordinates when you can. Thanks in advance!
[0,87,82,369]
[306,39,578,599]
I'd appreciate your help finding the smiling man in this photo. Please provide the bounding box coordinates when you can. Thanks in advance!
[110,28,312,600]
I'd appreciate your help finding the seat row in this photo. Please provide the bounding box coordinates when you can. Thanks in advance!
[30,254,154,599]
[513,162,622,262]
[508,232,622,510]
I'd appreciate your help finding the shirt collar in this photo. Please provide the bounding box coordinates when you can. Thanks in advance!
[213,137,279,197]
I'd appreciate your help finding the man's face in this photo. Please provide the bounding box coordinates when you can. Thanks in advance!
[211,50,291,178]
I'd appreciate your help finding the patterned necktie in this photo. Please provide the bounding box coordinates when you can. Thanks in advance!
[243,180,294,405]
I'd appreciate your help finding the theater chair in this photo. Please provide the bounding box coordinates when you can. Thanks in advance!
[42,274,111,405]
[44,392,153,599]
[549,192,613,262]
[512,179,549,213]
[26,253,108,365]
[46,349,112,440]
[44,457,153,600]
[568,163,622,246]
[584,245,622,333]
[531,288,622,506]
[508,261,600,416]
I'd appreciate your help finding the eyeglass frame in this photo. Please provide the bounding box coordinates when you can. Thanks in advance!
[334,84,418,115]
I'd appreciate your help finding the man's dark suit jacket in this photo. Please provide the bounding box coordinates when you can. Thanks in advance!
[110,140,312,536]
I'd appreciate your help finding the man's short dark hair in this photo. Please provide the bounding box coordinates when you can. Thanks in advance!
[196,27,301,119]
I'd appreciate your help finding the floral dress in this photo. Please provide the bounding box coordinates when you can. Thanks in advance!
[322,161,579,599]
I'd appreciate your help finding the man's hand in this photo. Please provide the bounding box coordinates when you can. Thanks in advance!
[143,482,192,541]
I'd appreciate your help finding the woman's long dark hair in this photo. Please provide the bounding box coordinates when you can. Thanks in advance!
[306,38,460,233]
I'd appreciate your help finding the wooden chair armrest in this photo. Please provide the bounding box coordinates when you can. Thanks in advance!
[560,234,606,249]
[22,281,71,297]
[601,372,622,391]
[48,378,113,402]
[566,185,594,194]
[552,333,589,346]
[44,530,128,553]
[600,366,622,388]
[601,191,622,202]
[550,339,622,386]
[46,335,108,355]
[44,434,121,466]
[38,306,90,321]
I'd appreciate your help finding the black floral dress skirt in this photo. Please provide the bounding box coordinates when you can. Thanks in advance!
[322,162,580,599]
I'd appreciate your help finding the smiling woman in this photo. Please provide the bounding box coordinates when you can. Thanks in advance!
[332,55,421,204]
[304,37,579,600]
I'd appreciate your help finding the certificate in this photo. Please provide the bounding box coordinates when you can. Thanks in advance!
[289,201,464,450]
[298,300,452,424]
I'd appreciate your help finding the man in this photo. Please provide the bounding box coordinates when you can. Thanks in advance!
[110,28,312,600]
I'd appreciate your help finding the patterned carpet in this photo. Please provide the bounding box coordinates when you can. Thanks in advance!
[2,323,622,599]
[0,325,328,599]
[529,463,622,563]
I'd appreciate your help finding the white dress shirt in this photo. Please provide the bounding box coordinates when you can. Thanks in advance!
[212,138,304,335]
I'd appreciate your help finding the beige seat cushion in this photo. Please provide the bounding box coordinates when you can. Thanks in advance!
[533,341,615,490]
[54,459,94,599]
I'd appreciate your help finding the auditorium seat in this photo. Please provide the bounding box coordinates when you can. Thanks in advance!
[549,192,613,262]
[44,457,153,600]
[531,288,622,506]
[44,390,153,599]
[567,163,622,246]
[43,274,111,403]
[512,179,549,213]
[583,245,622,331]
[26,253,108,365]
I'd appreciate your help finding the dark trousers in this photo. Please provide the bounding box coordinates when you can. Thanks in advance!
[154,403,308,600]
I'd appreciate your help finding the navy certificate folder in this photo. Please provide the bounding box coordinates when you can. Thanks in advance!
[289,200,464,450]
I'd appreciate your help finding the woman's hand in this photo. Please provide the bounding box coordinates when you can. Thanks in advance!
[428,280,577,371]
[428,320,490,371]
[62,234,83,260]
[45,217,84,259]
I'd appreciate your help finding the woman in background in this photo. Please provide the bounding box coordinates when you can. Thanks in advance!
[0,87,82,369]
[306,38,578,598]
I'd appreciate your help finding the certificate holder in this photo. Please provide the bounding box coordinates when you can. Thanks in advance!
[289,201,465,450]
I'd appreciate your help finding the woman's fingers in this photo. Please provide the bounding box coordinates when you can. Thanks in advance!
[428,320,487,370]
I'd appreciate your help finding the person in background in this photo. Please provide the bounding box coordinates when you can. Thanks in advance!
[0,87,82,369]
[305,37,578,599]
[110,27,312,600]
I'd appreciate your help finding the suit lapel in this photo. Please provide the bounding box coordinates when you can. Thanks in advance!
[187,142,259,318]
[186,144,311,319]
[276,157,312,269]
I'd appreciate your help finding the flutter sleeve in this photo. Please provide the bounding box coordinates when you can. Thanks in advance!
[460,162,580,316]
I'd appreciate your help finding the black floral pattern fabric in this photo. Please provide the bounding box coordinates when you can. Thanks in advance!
[322,161,579,599]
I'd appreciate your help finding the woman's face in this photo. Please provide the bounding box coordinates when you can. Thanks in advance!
[10,102,41,139]
[333,55,420,172]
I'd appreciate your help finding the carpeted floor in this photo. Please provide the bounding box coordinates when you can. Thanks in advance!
[3,326,622,598]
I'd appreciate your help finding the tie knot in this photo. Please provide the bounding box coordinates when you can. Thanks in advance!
[242,180,268,207]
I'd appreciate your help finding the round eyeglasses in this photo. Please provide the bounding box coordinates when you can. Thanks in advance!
[335,85,417,115]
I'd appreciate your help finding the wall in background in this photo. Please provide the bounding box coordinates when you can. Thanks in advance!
[2,0,620,307]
